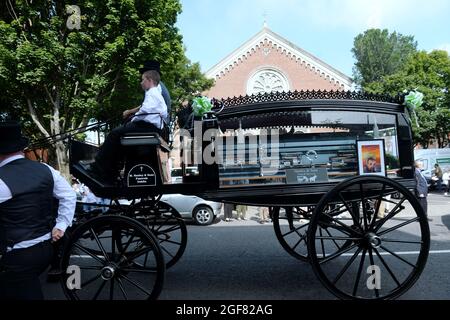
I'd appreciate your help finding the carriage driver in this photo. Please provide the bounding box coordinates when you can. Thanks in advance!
[0,121,76,300]
[91,65,168,183]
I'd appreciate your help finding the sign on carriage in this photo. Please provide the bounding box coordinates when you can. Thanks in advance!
[286,168,329,184]
[127,164,156,187]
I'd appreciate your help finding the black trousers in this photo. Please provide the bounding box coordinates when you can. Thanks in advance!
[0,240,53,300]
[95,121,161,177]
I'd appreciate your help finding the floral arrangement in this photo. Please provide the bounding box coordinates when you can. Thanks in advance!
[192,96,213,117]
[404,90,424,127]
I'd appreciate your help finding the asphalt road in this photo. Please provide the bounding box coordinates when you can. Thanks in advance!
[42,192,450,300]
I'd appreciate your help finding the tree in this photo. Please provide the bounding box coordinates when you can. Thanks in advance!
[365,50,450,147]
[0,0,213,178]
[352,29,417,88]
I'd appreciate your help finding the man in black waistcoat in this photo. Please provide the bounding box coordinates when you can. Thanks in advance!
[0,121,76,300]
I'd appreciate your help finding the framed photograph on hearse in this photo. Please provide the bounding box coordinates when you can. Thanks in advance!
[356,139,386,177]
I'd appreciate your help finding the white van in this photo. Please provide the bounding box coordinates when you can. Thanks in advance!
[414,148,450,188]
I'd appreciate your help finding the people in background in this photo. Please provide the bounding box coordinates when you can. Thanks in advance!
[414,161,429,219]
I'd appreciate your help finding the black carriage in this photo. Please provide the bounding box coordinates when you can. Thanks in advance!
[62,90,430,300]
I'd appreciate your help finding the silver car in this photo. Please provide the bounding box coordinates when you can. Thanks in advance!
[160,194,222,225]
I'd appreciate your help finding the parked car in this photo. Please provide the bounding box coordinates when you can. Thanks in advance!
[160,194,222,225]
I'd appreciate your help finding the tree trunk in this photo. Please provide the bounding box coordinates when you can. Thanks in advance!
[54,140,71,181]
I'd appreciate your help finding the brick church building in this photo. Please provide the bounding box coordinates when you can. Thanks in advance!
[205,26,353,99]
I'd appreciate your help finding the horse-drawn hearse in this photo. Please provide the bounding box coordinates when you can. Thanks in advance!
[60,90,429,300]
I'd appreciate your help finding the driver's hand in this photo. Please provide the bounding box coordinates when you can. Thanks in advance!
[123,110,133,119]
[52,228,64,242]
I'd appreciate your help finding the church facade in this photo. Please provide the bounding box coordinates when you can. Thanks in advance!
[205,27,353,99]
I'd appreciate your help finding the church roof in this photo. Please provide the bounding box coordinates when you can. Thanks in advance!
[206,27,353,90]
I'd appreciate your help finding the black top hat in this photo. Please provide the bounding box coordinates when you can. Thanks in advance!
[139,60,162,75]
[0,121,29,154]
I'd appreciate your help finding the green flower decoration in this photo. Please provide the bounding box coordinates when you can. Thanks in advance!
[192,96,213,117]
[404,90,424,128]
[404,90,424,110]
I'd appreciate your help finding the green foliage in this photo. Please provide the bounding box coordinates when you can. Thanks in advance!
[0,1,213,174]
[352,29,417,88]
[365,50,450,147]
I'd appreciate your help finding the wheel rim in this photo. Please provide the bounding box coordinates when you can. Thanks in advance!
[307,176,430,300]
[195,208,212,225]
[61,215,165,300]
[132,201,188,269]
[273,206,313,262]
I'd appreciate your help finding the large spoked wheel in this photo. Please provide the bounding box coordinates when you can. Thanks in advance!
[273,206,314,262]
[307,176,430,300]
[131,200,187,269]
[60,215,165,300]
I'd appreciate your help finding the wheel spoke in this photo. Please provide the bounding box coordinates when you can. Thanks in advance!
[338,192,354,218]
[373,247,401,287]
[73,243,106,265]
[92,280,107,300]
[368,248,379,298]
[281,223,309,237]
[378,217,420,236]
[370,184,387,229]
[315,236,362,241]
[322,213,361,236]
[90,228,110,263]
[319,228,326,258]
[352,248,367,297]
[381,238,423,245]
[121,268,158,274]
[116,278,128,300]
[319,243,359,265]
[126,246,154,262]
[109,276,115,300]
[325,228,342,250]
[333,247,363,285]
[159,244,175,258]
[158,238,182,246]
[120,274,152,297]
[79,266,103,271]
[359,183,369,230]
[374,198,407,232]
[117,230,137,262]
[291,233,307,251]
[156,224,181,234]
[80,274,101,288]
[380,245,417,269]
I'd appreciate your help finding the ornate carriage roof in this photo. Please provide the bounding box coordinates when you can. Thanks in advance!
[212,90,404,110]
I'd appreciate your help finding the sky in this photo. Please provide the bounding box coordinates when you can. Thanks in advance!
[176,0,450,78]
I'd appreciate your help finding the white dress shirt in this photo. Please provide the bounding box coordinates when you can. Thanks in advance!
[132,85,168,129]
[0,155,76,251]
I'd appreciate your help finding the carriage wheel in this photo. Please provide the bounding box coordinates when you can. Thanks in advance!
[130,200,187,269]
[273,205,351,262]
[273,206,314,262]
[60,215,165,300]
[307,176,430,300]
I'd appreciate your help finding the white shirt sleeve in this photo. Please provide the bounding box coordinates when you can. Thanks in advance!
[44,164,77,232]
[140,89,168,119]
[0,179,12,203]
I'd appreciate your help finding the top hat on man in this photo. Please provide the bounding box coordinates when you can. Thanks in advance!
[139,60,161,75]
[0,121,29,154]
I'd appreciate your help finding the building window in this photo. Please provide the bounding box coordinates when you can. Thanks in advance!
[247,69,290,95]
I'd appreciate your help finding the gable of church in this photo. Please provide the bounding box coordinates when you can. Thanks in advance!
[206,28,353,99]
